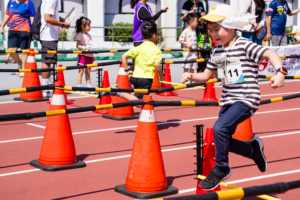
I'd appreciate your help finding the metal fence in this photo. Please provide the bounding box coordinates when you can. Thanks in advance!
[58,26,183,47]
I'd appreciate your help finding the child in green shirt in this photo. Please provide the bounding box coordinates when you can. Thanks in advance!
[107,21,164,108]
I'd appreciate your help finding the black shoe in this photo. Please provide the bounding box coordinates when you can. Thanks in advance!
[199,167,232,191]
[250,137,267,172]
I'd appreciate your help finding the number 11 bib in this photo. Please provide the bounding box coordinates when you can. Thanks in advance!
[225,58,245,85]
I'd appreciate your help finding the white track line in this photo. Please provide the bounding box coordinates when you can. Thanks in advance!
[26,123,46,129]
[85,145,196,164]
[261,91,300,97]
[4,107,300,144]
[178,169,300,194]
[1,130,300,177]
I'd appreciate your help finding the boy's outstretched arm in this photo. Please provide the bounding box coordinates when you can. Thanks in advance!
[261,50,285,89]
[181,69,215,84]
[155,62,164,82]
[121,54,133,77]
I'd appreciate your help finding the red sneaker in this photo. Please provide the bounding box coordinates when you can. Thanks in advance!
[4,59,8,64]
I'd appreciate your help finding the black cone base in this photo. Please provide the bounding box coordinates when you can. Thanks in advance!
[14,97,49,102]
[102,114,139,121]
[30,160,86,172]
[115,184,178,199]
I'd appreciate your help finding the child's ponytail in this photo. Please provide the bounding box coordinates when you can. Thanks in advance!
[75,17,92,34]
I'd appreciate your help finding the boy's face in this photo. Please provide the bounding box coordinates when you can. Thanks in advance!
[207,22,234,46]
[190,17,199,28]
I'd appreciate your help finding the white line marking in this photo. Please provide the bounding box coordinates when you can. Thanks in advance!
[0,145,196,177]
[0,169,40,177]
[5,107,299,144]
[261,91,300,97]
[260,131,300,139]
[27,123,46,129]
[178,169,300,194]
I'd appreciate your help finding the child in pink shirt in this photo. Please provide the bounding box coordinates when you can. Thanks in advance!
[76,17,95,93]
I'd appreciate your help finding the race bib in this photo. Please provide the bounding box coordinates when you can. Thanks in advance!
[224,58,245,85]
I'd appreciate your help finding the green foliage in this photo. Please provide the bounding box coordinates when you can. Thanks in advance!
[105,22,133,42]
[286,27,292,34]
[177,29,182,40]
[59,30,69,41]
[71,31,77,41]
[105,22,164,43]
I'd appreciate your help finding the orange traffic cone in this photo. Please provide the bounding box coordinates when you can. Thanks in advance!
[102,62,138,120]
[115,95,178,199]
[30,81,86,171]
[232,118,254,142]
[47,64,73,104]
[151,70,160,89]
[199,76,218,101]
[93,71,111,114]
[156,61,178,96]
[196,128,220,194]
[14,48,49,102]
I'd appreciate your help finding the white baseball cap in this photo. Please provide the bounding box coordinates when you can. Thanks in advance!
[199,4,237,22]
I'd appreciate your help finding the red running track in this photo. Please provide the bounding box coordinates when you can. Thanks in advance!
[0,80,299,200]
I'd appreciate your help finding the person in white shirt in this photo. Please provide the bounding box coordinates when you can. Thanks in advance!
[40,0,70,98]
[178,13,199,74]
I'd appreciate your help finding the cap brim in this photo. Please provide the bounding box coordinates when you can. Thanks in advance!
[199,14,226,22]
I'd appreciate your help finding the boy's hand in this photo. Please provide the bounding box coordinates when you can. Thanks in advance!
[269,73,285,89]
[181,72,192,83]
[187,43,192,49]
[127,70,133,78]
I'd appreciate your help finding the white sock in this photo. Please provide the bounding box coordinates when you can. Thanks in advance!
[47,77,52,84]
[42,78,48,86]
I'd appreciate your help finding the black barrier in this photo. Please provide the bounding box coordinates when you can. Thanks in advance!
[1,92,300,122]
[258,75,300,79]
[0,84,54,96]
[157,180,300,200]
[0,59,209,73]
[0,48,212,55]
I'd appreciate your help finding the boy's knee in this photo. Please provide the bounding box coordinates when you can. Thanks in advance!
[213,123,228,137]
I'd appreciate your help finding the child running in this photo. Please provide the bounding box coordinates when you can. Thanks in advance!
[197,20,213,72]
[75,16,95,94]
[181,4,287,191]
[108,21,164,108]
[178,13,199,74]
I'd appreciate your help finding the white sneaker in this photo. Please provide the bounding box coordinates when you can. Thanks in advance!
[16,65,21,75]
[19,72,25,77]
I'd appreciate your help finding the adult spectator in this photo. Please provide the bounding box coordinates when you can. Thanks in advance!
[267,0,300,46]
[241,0,267,45]
[40,0,70,97]
[181,0,206,32]
[0,0,35,77]
[131,0,168,47]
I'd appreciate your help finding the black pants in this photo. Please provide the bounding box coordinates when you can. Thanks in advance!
[131,77,153,100]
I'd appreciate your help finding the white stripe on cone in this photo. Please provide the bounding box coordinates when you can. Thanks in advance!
[139,110,156,122]
[51,94,66,105]
[27,56,36,63]
[118,67,128,75]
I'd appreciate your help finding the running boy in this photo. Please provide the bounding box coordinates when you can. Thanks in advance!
[109,21,163,108]
[179,13,199,74]
[181,4,287,191]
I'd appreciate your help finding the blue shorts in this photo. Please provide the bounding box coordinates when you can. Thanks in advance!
[8,30,32,49]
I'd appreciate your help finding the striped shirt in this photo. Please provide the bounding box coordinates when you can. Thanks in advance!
[207,37,268,110]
